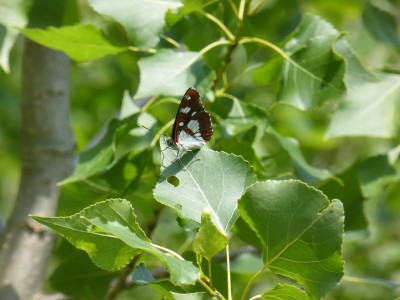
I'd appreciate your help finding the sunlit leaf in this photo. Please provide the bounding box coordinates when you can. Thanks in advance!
[260,284,310,299]
[154,137,256,234]
[135,49,215,98]
[193,208,228,260]
[32,199,199,285]
[88,0,182,49]
[171,291,218,300]
[239,180,344,299]
[280,14,345,109]
[166,0,218,27]
[326,39,400,138]
[0,0,29,72]
[20,24,127,62]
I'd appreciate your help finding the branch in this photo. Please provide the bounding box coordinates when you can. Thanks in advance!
[0,39,74,299]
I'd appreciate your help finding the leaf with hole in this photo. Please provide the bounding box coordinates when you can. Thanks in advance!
[154,137,256,235]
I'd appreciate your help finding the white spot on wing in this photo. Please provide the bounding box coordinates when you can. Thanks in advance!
[191,111,197,116]
[178,121,184,126]
[187,120,199,133]
[180,107,190,113]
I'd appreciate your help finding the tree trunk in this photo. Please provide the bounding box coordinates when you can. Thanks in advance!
[0,39,74,299]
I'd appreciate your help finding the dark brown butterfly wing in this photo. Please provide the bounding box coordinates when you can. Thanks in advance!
[171,87,213,147]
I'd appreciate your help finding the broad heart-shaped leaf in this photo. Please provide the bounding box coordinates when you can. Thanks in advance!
[32,199,199,285]
[20,24,127,62]
[192,208,228,261]
[154,137,256,234]
[238,180,344,299]
[280,14,345,109]
[135,49,215,98]
[0,0,29,72]
[325,39,400,139]
[88,0,181,49]
[260,284,310,299]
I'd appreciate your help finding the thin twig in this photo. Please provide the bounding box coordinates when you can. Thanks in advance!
[211,0,250,91]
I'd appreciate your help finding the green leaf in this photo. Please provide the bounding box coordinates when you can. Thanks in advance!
[281,14,345,109]
[357,154,400,198]
[20,24,127,62]
[135,49,215,98]
[229,253,264,274]
[253,55,284,86]
[120,90,140,119]
[270,129,332,183]
[319,166,367,231]
[61,108,155,184]
[326,39,400,139]
[260,284,310,299]
[32,199,199,285]
[0,0,29,72]
[88,0,182,49]
[219,98,268,142]
[132,263,156,284]
[171,291,218,300]
[60,117,126,184]
[362,0,400,48]
[49,250,114,300]
[238,180,344,299]
[154,138,256,234]
[166,0,218,27]
[192,208,228,260]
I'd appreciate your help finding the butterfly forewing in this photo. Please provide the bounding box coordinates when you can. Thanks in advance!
[170,87,213,151]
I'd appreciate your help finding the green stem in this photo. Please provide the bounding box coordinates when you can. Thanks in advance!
[198,39,233,57]
[211,0,250,90]
[149,119,174,148]
[140,95,159,112]
[127,46,157,54]
[151,243,185,260]
[241,266,266,300]
[199,278,226,300]
[226,244,232,300]
[239,36,336,88]
[208,259,213,287]
[202,12,235,41]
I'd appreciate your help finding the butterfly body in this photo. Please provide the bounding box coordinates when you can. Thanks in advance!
[166,87,213,151]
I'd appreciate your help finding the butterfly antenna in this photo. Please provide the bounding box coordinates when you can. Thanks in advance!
[140,125,165,136]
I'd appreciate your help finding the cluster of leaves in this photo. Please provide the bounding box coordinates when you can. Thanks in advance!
[1,0,396,299]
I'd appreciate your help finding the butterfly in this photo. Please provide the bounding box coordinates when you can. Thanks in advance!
[166,87,213,152]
